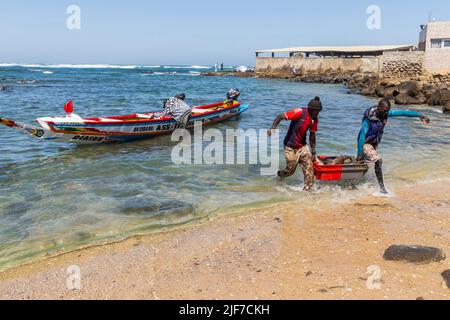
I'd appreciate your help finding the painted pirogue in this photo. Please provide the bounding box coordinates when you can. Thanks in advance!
[0,100,249,144]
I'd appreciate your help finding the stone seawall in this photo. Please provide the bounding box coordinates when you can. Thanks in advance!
[380,51,425,78]
[255,57,379,76]
[256,52,429,79]
[256,48,449,78]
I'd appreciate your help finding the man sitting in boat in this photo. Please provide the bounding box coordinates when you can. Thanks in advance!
[267,96,323,191]
[161,93,192,127]
[356,98,430,194]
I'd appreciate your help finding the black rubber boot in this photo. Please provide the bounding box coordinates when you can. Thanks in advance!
[375,159,387,194]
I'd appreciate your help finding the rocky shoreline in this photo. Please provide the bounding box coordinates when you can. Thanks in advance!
[202,70,450,113]
[291,72,450,113]
[202,71,255,78]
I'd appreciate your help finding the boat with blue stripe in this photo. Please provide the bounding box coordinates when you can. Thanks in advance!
[0,101,249,144]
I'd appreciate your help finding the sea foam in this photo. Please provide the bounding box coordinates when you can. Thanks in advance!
[0,63,139,69]
[0,63,210,70]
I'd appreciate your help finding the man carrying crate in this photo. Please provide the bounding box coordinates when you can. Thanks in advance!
[268,97,323,191]
[357,98,430,194]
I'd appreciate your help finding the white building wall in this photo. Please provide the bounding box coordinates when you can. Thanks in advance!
[422,21,450,74]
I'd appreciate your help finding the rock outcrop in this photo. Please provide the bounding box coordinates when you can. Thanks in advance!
[383,245,446,264]
[289,72,449,109]
[208,67,450,110]
[427,88,450,105]
[397,80,422,97]
[394,93,422,105]
[444,102,450,114]
[202,71,254,78]
[442,270,450,289]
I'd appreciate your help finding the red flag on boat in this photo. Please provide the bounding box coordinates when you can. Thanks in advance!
[64,100,74,114]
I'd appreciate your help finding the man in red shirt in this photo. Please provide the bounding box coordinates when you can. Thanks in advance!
[268,97,323,191]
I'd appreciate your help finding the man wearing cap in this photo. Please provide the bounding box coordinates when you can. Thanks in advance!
[268,97,323,191]
[356,98,430,194]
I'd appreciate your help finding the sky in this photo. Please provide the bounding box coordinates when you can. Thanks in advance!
[1,0,449,66]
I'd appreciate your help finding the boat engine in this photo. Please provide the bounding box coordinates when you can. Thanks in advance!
[227,88,240,101]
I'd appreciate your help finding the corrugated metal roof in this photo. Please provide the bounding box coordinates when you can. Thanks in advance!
[256,45,415,54]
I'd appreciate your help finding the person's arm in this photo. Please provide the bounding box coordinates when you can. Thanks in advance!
[267,114,287,136]
[357,118,370,160]
[388,110,430,123]
[268,108,303,136]
[309,118,318,157]
[162,107,172,118]
[309,132,316,157]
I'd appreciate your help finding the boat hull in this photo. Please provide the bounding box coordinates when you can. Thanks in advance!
[1,103,249,144]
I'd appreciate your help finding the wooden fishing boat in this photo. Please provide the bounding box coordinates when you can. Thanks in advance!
[0,101,249,144]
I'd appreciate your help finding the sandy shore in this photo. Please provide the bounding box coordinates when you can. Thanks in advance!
[0,180,449,300]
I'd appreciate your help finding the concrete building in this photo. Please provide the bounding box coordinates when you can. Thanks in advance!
[255,21,450,77]
[255,45,415,58]
[419,21,450,73]
[254,45,419,77]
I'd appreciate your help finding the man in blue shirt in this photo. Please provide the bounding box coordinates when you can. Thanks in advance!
[357,98,430,194]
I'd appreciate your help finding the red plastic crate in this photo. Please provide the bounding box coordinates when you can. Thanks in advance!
[314,156,369,181]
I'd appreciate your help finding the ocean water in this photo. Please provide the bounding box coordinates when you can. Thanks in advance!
[0,64,449,271]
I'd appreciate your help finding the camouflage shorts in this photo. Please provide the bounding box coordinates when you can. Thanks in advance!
[278,145,314,191]
[363,144,381,164]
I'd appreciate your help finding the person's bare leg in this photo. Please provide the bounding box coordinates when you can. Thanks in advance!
[374,159,387,194]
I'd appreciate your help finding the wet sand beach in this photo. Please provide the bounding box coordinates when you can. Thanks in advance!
[0,179,448,300]
[1,65,449,300]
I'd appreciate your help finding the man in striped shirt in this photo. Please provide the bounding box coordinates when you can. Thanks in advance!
[162,93,192,127]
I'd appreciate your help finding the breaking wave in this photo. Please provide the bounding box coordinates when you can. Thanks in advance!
[0,63,210,70]
[1,63,139,69]
[163,65,211,69]
[142,71,201,76]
